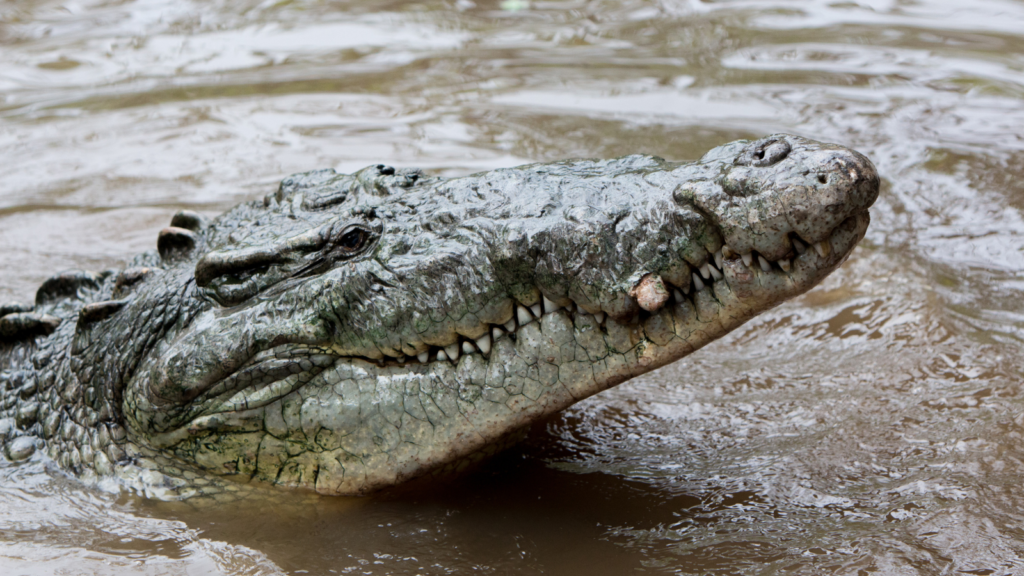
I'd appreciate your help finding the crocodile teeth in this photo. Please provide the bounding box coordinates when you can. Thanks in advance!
[543,295,561,314]
[372,225,832,370]
[476,333,492,355]
[692,273,706,292]
[517,305,534,326]
[445,343,460,362]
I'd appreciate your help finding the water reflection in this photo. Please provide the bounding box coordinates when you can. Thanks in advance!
[3,0,1024,573]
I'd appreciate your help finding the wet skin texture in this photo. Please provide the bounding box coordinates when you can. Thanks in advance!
[0,134,877,499]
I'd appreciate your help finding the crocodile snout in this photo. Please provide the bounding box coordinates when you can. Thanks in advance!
[683,134,879,262]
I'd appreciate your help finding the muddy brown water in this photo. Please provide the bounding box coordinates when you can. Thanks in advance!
[3,0,1024,574]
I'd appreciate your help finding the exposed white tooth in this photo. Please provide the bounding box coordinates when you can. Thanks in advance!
[517,305,534,326]
[445,343,460,362]
[699,262,711,279]
[462,341,476,355]
[759,255,772,272]
[504,319,516,332]
[714,250,724,270]
[709,265,723,280]
[476,333,492,354]
[814,240,831,258]
[417,351,430,363]
[793,238,807,254]
[779,258,791,272]
[437,350,447,362]
[542,295,562,313]
[682,283,690,294]
[692,273,706,292]
[741,253,753,267]
[492,326,504,341]
[396,355,406,363]
[673,289,684,302]
[594,312,606,324]
[529,303,542,318]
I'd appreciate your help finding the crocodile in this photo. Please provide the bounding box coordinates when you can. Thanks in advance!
[0,134,878,499]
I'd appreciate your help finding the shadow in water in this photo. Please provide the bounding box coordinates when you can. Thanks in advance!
[140,424,701,575]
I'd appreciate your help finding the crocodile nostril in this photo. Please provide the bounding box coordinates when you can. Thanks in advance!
[739,138,792,167]
[759,140,790,166]
[817,174,828,184]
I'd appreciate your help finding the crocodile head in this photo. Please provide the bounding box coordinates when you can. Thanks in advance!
[117,134,878,496]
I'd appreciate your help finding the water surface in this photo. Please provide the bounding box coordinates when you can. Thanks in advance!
[3,0,1024,573]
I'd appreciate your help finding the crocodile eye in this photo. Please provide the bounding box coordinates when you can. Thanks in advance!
[338,228,369,253]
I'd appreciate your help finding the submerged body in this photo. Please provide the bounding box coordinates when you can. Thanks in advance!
[0,135,877,499]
